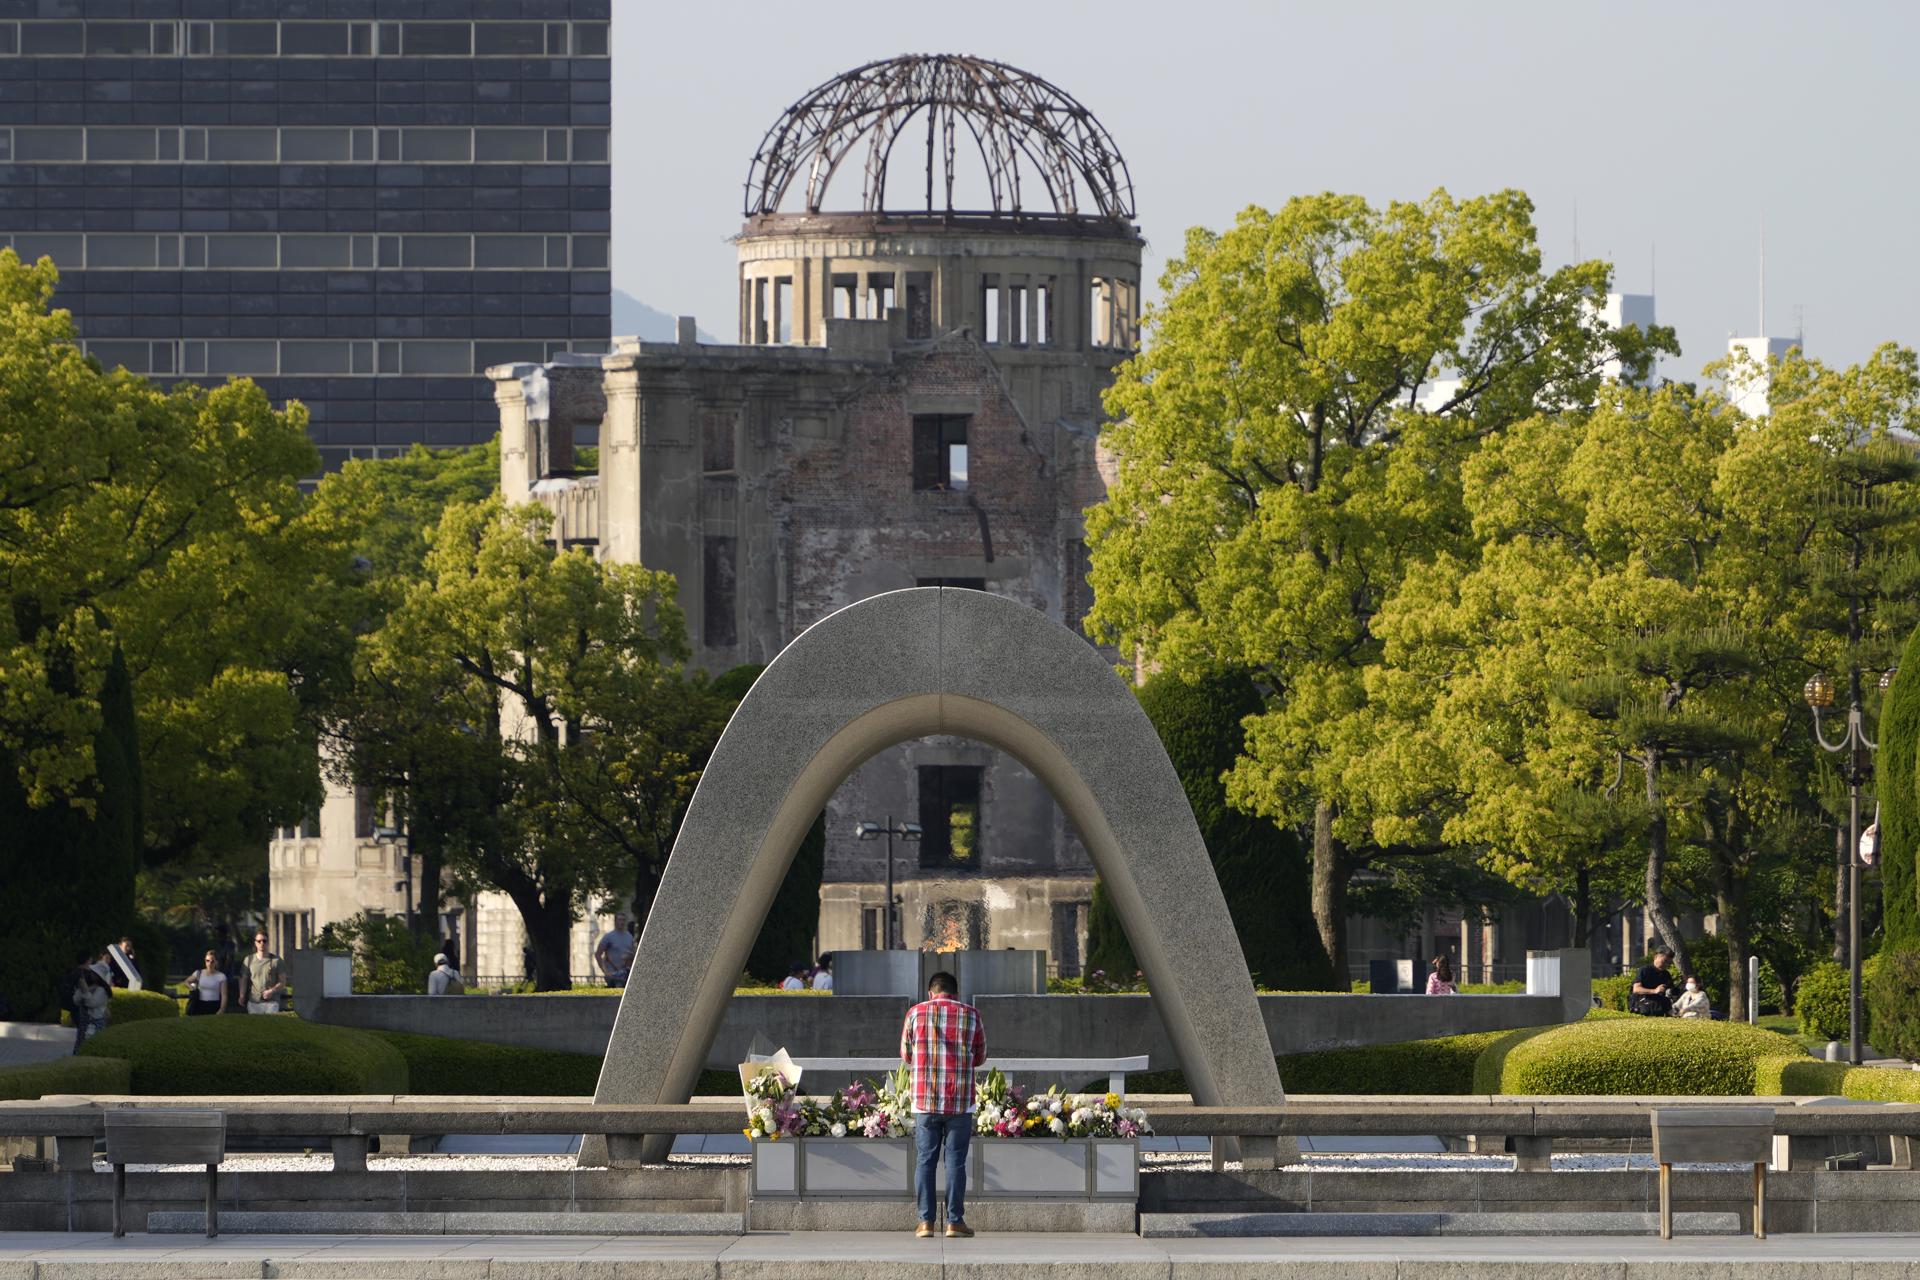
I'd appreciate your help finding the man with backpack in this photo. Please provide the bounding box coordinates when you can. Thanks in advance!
[1630,946,1676,1016]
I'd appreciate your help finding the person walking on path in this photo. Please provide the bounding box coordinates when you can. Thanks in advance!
[1425,954,1456,995]
[186,950,229,1016]
[243,929,286,1013]
[900,970,986,1238]
[427,953,465,995]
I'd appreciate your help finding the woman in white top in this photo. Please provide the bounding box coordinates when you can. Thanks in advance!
[1673,978,1712,1019]
[186,950,229,1016]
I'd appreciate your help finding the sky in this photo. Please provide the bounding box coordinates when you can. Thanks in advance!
[611,0,1920,376]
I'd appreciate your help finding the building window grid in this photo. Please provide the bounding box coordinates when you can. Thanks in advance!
[0,20,610,59]
[2,232,607,273]
[82,338,584,380]
[0,126,607,167]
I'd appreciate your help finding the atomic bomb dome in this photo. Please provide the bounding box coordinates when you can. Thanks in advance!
[732,54,1141,349]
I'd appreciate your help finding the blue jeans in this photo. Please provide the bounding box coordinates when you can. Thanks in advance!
[914,1112,972,1225]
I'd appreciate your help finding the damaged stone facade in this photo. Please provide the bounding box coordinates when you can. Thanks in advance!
[491,166,1142,979]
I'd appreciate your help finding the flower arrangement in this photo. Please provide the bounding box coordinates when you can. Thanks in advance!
[973,1067,1152,1140]
[741,1064,915,1142]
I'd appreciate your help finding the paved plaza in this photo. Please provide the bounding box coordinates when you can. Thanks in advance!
[3,1231,1920,1278]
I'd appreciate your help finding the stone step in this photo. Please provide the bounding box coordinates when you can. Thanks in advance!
[1140,1210,1743,1237]
[146,1209,744,1235]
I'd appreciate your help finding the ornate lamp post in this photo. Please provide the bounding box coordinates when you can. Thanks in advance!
[855,818,922,950]
[1803,668,1895,1065]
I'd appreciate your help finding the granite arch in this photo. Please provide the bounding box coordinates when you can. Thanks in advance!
[594,587,1290,1162]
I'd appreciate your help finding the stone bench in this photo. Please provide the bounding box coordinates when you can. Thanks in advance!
[1651,1106,1773,1240]
[104,1110,224,1238]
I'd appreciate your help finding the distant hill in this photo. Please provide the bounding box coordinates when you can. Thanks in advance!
[611,289,721,344]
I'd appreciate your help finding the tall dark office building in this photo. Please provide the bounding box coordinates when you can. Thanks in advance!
[0,2,611,467]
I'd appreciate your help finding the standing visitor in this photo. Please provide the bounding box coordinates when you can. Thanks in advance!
[66,950,110,1053]
[900,970,986,1238]
[1425,955,1456,994]
[810,953,834,991]
[1630,946,1676,1016]
[186,950,229,1015]
[428,953,466,995]
[244,929,286,1013]
[594,911,635,988]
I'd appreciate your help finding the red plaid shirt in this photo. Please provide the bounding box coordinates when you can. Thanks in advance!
[900,995,987,1114]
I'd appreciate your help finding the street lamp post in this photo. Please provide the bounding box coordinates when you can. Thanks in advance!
[855,817,922,950]
[1803,668,1895,1066]
[376,825,411,931]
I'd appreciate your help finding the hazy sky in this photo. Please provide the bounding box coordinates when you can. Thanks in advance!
[611,1,1919,375]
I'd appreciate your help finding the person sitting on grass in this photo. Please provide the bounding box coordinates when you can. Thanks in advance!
[1673,976,1712,1019]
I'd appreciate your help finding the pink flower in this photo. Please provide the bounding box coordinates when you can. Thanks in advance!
[1117,1119,1137,1138]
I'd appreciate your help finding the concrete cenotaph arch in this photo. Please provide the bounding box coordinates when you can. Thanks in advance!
[593,587,1291,1164]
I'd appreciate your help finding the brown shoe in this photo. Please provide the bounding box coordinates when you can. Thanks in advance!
[945,1221,975,1238]
[915,1221,935,1238]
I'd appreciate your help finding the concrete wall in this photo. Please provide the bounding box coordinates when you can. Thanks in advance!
[307,985,1590,1069]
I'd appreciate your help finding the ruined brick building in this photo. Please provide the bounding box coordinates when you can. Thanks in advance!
[488,54,1142,974]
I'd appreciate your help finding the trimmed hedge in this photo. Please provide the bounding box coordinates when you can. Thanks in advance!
[369,1030,601,1095]
[1591,975,1633,1012]
[78,1015,407,1095]
[1753,1054,1852,1096]
[1478,1016,1804,1095]
[60,987,180,1029]
[1840,1066,1920,1103]
[1867,949,1920,1062]
[1279,1030,1508,1095]
[0,1055,131,1100]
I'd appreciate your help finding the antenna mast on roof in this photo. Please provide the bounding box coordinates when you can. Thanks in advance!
[1757,214,1766,336]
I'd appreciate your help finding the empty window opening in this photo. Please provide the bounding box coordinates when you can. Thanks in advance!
[1051,901,1088,978]
[867,273,897,321]
[1091,277,1113,348]
[1008,283,1028,345]
[702,411,735,474]
[1038,279,1056,346]
[753,278,769,344]
[774,277,793,344]
[918,765,983,868]
[905,272,933,339]
[912,415,969,492]
[982,276,1001,344]
[703,535,738,650]
[831,273,859,320]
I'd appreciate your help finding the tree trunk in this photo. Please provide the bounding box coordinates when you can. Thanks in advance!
[1310,801,1348,987]
[493,863,576,991]
[1707,855,1749,1021]
[412,825,445,943]
[1573,867,1592,948]
[1641,747,1692,978]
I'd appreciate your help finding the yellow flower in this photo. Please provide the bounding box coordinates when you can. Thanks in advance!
[742,1128,753,1138]
[1104,1092,1121,1109]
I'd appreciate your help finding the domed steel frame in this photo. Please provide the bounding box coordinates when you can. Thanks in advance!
[744,54,1135,223]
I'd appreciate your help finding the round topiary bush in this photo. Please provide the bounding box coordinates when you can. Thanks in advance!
[1479,1016,1807,1095]
[0,1055,131,1100]
[1795,961,1852,1043]
[78,1015,408,1095]
[1866,949,1920,1062]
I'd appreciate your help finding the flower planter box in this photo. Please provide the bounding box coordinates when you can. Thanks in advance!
[751,1137,914,1198]
[975,1138,1138,1200]
[751,1137,1137,1200]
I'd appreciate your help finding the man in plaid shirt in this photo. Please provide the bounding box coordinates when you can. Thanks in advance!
[900,970,986,1237]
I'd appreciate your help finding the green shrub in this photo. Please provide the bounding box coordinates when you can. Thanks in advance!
[1794,962,1852,1042]
[1879,630,1920,948]
[1479,1016,1806,1095]
[1867,949,1920,1061]
[1592,975,1633,1012]
[79,1014,407,1094]
[1278,1030,1509,1095]
[326,913,442,995]
[370,1030,600,1095]
[0,1055,131,1100]
[60,987,179,1028]
[1752,1054,1851,1096]
[1459,980,1526,994]
[1841,1066,1920,1103]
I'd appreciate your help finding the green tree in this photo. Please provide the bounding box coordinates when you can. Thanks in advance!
[1135,669,1337,989]
[1084,877,1137,980]
[1085,190,1673,978]
[1877,627,1920,949]
[340,497,720,987]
